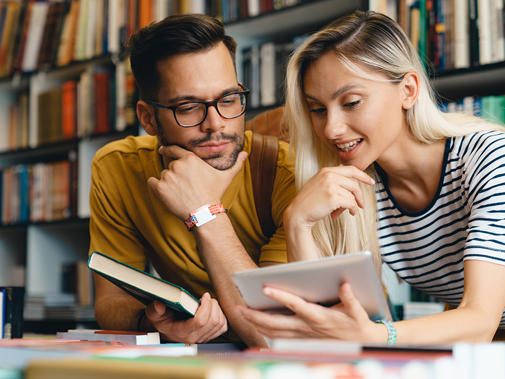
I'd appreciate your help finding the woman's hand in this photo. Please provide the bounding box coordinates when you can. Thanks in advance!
[285,166,375,231]
[236,282,385,343]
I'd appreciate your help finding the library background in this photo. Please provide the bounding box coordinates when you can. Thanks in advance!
[0,0,504,375]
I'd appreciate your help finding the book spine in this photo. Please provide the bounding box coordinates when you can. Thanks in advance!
[468,0,480,66]
[62,80,78,140]
[454,0,469,68]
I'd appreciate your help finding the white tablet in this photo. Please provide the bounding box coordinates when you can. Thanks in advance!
[232,251,391,321]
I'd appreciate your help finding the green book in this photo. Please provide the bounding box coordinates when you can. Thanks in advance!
[88,251,199,317]
[496,96,505,125]
[481,96,505,125]
[418,0,427,67]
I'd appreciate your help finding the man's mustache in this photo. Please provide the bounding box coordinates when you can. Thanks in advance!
[189,132,240,147]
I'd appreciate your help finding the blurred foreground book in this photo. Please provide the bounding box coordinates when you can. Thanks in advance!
[56,329,161,345]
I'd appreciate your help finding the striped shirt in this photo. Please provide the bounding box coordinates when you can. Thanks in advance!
[376,131,505,326]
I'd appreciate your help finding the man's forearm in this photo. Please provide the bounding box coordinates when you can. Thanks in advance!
[194,215,267,347]
[94,294,145,331]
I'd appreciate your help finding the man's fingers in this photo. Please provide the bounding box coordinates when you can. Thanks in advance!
[189,294,227,342]
[145,301,168,323]
[147,176,160,191]
[194,292,212,319]
[158,145,193,160]
[189,293,217,329]
[226,151,248,177]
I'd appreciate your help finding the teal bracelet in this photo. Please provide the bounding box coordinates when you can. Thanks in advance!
[376,319,397,345]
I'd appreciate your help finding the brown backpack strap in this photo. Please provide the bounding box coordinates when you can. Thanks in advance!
[249,132,279,239]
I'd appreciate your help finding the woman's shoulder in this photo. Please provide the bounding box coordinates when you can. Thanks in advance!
[449,130,505,160]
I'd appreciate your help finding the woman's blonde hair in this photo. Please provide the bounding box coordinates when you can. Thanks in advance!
[285,10,501,271]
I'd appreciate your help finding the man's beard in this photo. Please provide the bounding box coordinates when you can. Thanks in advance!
[155,113,245,171]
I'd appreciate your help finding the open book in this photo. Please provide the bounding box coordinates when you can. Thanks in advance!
[232,251,391,320]
[88,251,199,317]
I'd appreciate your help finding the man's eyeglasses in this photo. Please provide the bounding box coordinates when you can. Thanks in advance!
[145,86,250,128]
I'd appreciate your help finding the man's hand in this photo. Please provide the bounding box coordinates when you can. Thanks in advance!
[145,292,228,343]
[147,146,247,220]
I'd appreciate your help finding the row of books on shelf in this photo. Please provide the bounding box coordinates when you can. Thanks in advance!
[0,0,167,77]
[1,158,77,224]
[217,0,302,22]
[38,68,115,145]
[241,36,307,109]
[0,0,306,79]
[402,0,505,70]
[440,94,505,124]
[1,59,136,152]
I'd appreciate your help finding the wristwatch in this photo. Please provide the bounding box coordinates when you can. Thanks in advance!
[184,203,226,230]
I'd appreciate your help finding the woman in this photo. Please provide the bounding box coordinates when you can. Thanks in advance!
[237,10,505,344]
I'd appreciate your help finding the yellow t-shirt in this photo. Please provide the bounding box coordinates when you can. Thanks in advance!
[89,130,296,298]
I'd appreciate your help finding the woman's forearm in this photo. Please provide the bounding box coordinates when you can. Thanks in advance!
[391,306,498,345]
[284,205,321,262]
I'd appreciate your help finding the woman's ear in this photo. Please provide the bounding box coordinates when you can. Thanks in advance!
[137,100,157,136]
[400,72,419,110]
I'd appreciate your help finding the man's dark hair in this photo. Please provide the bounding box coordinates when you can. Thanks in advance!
[128,14,237,100]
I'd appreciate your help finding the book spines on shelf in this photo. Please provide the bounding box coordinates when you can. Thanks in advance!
[0,158,79,225]
[2,58,136,152]
[440,94,505,125]
[0,0,314,77]
[62,80,78,140]
[61,260,94,306]
[241,38,299,111]
[405,0,505,71]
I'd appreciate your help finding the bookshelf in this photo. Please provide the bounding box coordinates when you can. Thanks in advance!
[433,62,505,100]
[0,0,503,333]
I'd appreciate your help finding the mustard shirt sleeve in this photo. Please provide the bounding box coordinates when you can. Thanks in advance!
[88,155,148,270]
[258,142,296,265]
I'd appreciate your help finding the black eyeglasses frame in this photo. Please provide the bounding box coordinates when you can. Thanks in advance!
[144,85,250,128]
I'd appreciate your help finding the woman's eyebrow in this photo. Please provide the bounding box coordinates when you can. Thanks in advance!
[304,84,363,102]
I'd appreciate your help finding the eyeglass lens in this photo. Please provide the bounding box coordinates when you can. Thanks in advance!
[175,92,246,127]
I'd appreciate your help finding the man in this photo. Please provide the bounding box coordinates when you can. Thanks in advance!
[88,14,295,347]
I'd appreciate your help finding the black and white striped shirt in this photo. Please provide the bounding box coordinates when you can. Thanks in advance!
[376,131,505,326]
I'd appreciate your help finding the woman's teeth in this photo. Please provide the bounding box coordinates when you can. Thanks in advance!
[336,139,362,152]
